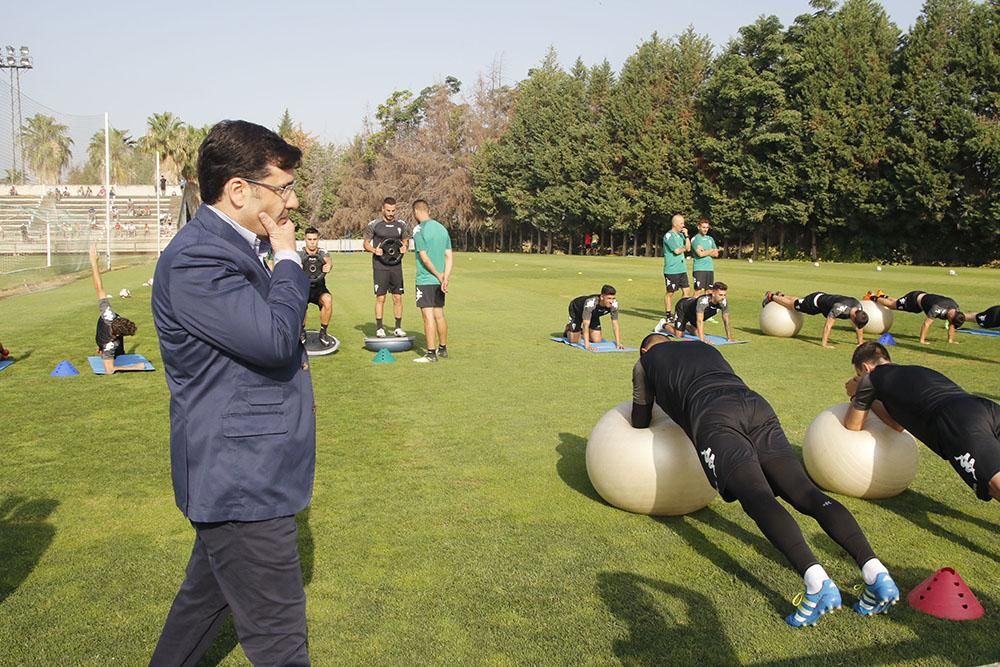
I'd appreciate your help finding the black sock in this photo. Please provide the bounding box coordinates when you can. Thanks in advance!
[395,317,402,329]
[320,324,328,334]
[376,318,383,329]
[438,344,446,350]
[426,349,437,358]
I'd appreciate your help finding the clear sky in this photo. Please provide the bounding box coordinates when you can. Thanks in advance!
[6,0,924,146]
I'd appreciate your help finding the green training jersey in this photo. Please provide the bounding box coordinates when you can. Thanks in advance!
[663,230,687,274]
[691,233,717,271]
[413,218,452,285]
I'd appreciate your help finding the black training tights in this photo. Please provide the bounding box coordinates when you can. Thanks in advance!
[726,457,877,575]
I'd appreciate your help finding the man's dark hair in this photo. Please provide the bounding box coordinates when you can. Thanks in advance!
[639,333,669,354]
[412,199,429,213]
[852,341,891,370]
[197,120,302,204]
[951,310,966,328]
[383,197,396,206]
[304,227,319,236]
[853,309,870,329]
[712,281,728,291]
[112,316,137,337]
[601,284,616,295]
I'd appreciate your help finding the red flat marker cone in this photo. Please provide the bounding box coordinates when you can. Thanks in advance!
[907,567,984,621]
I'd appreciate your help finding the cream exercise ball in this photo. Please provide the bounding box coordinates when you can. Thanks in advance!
[759,301,804,338]
[803,403,918,499]
[860,300,894,335]
[586,401,717,516]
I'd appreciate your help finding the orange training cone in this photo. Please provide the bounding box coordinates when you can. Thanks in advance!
[907,567,984,621]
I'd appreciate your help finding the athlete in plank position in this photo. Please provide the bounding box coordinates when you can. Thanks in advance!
[866,289,964,344]
[631,336,899,626]
[844,342,1000,502]
[763,291,868,348]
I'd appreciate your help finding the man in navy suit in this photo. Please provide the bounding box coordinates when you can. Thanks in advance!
[150,120,314,666]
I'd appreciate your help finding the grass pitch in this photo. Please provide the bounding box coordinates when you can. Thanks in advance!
[0,252,997,665]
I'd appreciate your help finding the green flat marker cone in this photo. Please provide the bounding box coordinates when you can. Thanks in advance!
[373,348,396,364]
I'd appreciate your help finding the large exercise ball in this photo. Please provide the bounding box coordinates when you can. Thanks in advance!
[860,300,894,335]
[803,403,918,499]
[759,301,804,338]
[586,401,717,515]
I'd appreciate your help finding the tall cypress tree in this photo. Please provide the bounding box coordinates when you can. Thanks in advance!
[890,0,1000,264]
[784,0,898,259]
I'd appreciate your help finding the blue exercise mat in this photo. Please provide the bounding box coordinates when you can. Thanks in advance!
[958,329,1000,337]
[651,329,748,345]
[549,337,638,353]
[87,354,155,374]
[0,359,14,372]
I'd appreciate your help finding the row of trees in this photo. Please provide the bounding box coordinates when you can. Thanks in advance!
[331,0,998,264]
[7,0,996,264]
[7,112,210,188]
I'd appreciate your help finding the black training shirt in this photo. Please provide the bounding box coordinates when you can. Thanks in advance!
[851,364,968,455]
[920,293,959,319]
[633,341,746,432]
[816,293,860,319]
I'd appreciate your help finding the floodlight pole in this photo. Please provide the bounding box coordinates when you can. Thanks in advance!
[155,151,161,257]
[6,73,14,178]
[104,112,111,270]
[1,45,32,184]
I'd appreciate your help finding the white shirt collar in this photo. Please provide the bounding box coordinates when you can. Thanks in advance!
[207,204,262,252]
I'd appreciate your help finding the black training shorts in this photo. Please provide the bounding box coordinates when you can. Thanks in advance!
[975,306,1000,329]
[308,281,330,306]
[692,271,714,291]
[687,388,797,502]
[373,264,404,296]
[416,284,445,309]
[664,272,690,292]
[932,397,1000,501]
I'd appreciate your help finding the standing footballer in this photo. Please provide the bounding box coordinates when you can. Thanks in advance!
[364,197,410,337]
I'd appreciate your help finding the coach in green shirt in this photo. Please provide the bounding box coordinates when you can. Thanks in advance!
[412,199,453,363]
[691,218,720,295]
[663,214,691,314]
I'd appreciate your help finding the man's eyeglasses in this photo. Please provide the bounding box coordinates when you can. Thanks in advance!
[242,177,296,201]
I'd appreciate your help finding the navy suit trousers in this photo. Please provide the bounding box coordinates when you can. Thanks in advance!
[149,516,309,666]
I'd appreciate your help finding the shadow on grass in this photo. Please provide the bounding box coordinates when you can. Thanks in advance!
[0,496,58,604]
[197,508,316,666]
[597,571,738,663]
[8,348,32,363]
[655,513,787,616]
[749,566,999,666]
[892,340,1000,365]
[555,433,603,504]
[876,489,999,562]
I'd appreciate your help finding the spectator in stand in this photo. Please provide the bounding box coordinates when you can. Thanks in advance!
[86,186,93,197]
[159,175,167,196]
[78,186,85,197]
[63,187,70,197]
[20,223,29,242]
[8,186,15,196]
[98,186,106,197]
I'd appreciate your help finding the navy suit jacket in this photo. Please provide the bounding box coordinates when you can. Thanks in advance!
[152,205,315,522]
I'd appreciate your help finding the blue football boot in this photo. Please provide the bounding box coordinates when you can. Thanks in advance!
[853,573,900,616]
[785,579,842,627]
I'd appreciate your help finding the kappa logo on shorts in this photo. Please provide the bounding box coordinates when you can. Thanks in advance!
[700,448,717,479]
[374,283,379,294]
[954,452,978,481]
[415,288,423,302]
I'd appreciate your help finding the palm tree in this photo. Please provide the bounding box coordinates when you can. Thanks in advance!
[87,127,137,185]
[140,112,185,181]
[173,124,211,180]
[20,114,73,184]
[3,168,24,184]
